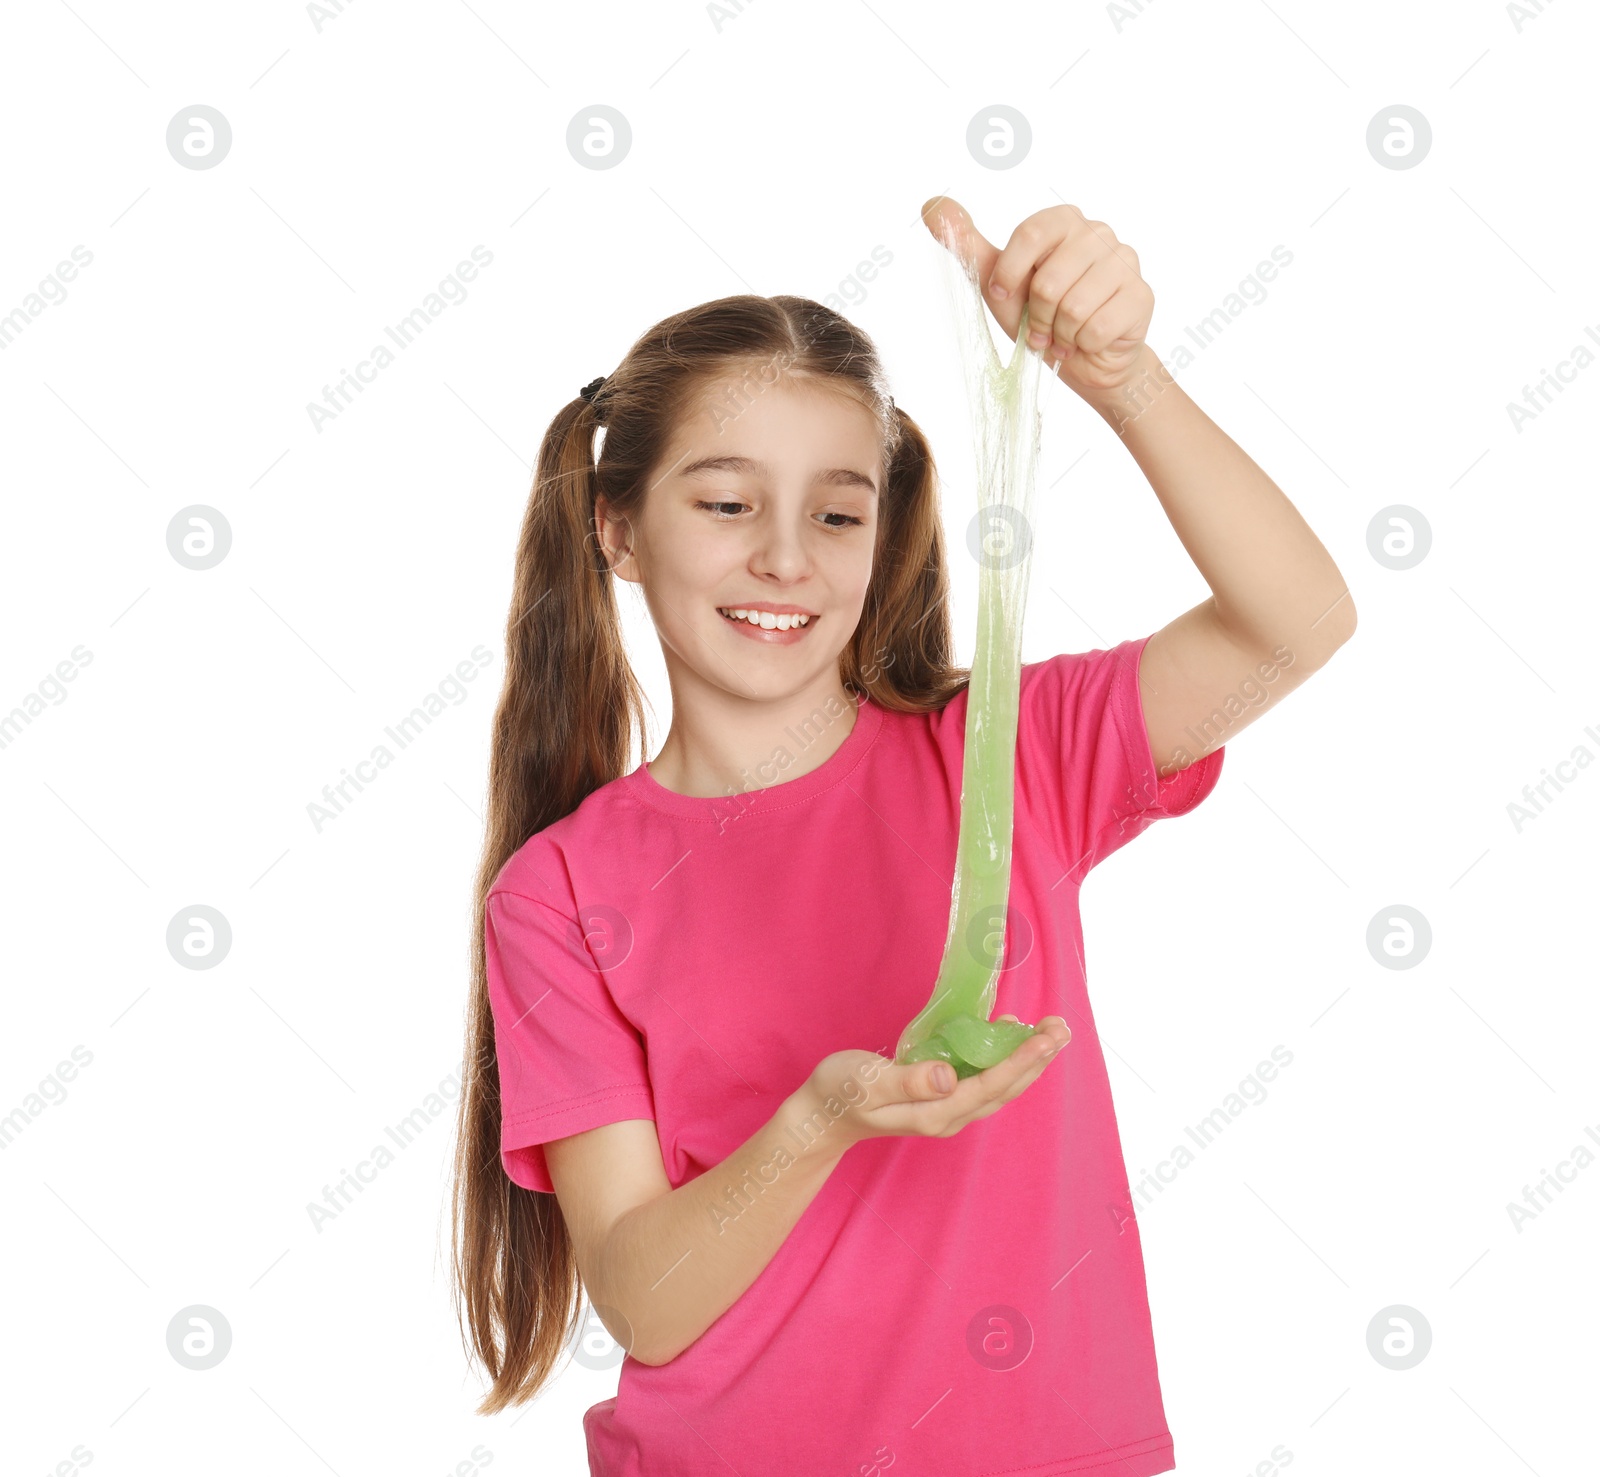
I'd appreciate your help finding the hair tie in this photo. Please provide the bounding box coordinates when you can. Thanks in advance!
[579,376,607,403]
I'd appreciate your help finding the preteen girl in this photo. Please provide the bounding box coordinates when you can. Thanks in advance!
[452,197,1355,1477]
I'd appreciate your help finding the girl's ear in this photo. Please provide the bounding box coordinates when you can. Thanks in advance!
[594,496,639,583]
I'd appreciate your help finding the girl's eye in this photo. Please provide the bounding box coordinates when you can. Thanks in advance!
[693,499,864,530]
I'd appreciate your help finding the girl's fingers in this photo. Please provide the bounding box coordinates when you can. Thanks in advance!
[882,1060,961,1102]
[927,200,1147,373]
[908,1039,1048,1115]
[1039,251,1128,358]
[976,1029,1061,1094]
[996,1013,1069,1043]
[867,1033,1065,1136]
[959,1034,1064,1123]
[1024,237,1099,348]
[956,1021,1073,1120]
[1074,281,1154,358]
[983,205,1087,342]
[869,1018,1073,1127]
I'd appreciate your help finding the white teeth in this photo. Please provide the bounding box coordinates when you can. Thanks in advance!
[720,608,810,629]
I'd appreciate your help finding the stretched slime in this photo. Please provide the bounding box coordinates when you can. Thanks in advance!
[892,234,1049,1080]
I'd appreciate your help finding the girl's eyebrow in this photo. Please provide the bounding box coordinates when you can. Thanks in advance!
[679,454,878,495]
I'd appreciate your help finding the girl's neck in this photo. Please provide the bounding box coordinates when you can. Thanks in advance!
[645,675,862,799]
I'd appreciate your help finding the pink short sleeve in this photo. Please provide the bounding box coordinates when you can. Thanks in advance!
[484,888,655,1194]
[1015,633,1225,885]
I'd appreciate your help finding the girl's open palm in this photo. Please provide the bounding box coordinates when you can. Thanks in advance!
[806,1015,1071,1149]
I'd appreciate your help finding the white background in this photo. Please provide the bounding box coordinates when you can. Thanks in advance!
[2,1,1596,1474]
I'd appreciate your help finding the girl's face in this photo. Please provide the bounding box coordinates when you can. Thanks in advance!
[599,376,883,705]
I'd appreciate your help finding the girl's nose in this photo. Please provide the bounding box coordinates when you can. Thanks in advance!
[749,522,809,582]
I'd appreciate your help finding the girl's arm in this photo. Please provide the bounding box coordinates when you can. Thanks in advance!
[1077,345,1356,775]
[923,197,1357,776]
[545,1031,1067,1366]
[547,1092,848,1367]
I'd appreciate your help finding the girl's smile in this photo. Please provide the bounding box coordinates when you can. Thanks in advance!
[715,603,818,643]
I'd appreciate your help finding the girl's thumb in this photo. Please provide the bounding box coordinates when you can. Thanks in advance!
[922,196,992,271]
[927,1062,957,1094]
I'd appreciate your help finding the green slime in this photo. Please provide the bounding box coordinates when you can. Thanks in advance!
[893,238,1048,1081]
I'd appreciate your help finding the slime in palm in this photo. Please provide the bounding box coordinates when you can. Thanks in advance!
[893,236,1052,1080]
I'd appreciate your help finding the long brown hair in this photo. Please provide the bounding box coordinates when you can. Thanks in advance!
[451,293,970,1412]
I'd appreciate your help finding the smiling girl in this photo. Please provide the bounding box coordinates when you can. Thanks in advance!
[451,198,1355,1477]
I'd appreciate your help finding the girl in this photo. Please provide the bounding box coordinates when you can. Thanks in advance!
[451,198,1355,1477]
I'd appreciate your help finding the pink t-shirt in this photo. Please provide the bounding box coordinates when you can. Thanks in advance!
[486,634,1225,1477]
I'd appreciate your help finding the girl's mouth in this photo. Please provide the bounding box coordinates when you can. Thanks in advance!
[716,607,817,644]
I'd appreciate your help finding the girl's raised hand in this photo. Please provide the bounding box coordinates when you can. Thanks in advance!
[800,1015,1071,1153]
[921,196,1153,397]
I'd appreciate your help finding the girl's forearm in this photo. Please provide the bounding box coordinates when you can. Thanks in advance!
[1074,343,1353,656]
[592,1082,849,1367]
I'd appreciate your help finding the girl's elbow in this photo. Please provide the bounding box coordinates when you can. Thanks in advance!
[1313,590,1357,658]
[1332,595,1357,647]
